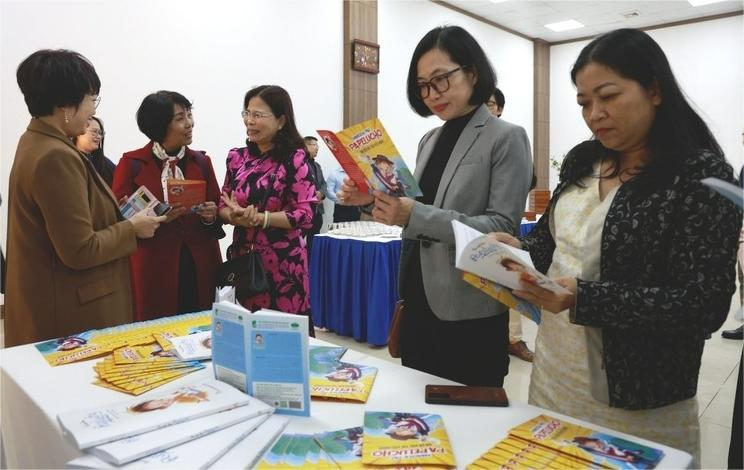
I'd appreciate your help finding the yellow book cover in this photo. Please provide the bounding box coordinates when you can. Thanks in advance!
[508,415,664,470]
[462,272,542,324]
[361,412,455,467]
[112,344,181,364]
[317,118,421,197]
[35,311,211,366]
[310,362,378,403]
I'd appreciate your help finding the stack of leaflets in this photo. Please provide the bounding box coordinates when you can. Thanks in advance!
[318,118,422,198]
[468,414,665,470]
[309,345,378,403]
[93,343,206,395]
[327,221,403,237]
[257,427,364,469]
[362,411,456,468]
[60,379,282,468]
[452,220,573,324]
[35,311,212,367]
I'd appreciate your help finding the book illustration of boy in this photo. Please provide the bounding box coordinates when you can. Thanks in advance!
[325,363,362,383]
[150,347,178,358]
[368,155,406,197]
[201,336,212,349]
[346,427,364,457]
[571,436,653,466]
[56,336,87,351]
[128,388,209,413]
[323,135,338,152]
[385,413,432,441]
[500,257,528,274]
[254,333,264,348]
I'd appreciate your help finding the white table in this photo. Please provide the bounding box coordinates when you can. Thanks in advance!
[1,337,692,469]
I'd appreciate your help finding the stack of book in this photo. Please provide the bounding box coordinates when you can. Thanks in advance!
[257,411,456,469]
[35,311,213,395]
[309,346,378,403]
[60,379,287,469]
[468,414,665,470]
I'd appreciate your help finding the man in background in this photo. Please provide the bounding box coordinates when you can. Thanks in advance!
[325,167,361,223]
[304,136,326,255]
[487,87,534,363]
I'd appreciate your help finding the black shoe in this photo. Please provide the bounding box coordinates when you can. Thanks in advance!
[722,325,744,340]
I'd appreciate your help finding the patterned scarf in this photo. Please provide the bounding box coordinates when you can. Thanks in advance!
[152,141,185,203]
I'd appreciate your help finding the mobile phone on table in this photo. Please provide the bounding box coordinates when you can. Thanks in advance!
[424,385,509,407]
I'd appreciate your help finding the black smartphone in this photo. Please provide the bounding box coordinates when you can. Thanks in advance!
[152,202,172,216]
[425,385,509,407]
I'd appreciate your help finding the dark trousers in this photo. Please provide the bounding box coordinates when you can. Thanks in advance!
[400,247,509,386]
[729,350,742,469]
[333,204,361,223]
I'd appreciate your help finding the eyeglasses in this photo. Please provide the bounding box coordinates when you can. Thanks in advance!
[87,128,105,137]
[417,66,467,99]
[92,96,101,109]
[241,110,273,120]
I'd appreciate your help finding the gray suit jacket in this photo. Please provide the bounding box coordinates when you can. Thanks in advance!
[400,105,533,321]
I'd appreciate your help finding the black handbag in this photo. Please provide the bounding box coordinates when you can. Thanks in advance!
[216,173,276,302]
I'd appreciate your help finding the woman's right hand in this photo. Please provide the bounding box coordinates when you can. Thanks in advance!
[220,192,257,227]
[130,212,167,239]
[338,177,374,206]
[489,232,522,249]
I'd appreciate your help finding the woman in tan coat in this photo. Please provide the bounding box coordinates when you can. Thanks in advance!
[4,49,164,347]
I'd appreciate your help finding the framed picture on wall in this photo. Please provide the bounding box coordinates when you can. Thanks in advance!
[351,39,380,74]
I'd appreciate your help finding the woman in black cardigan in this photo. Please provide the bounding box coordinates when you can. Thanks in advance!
[492,29,740,464]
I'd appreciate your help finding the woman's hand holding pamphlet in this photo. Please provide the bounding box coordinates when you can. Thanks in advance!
[452,220,570,323]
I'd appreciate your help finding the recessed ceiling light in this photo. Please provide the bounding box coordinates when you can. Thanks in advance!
[688,0,727,5]
[544,20,585,32]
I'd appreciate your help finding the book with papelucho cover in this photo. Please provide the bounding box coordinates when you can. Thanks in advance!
[361,411,456,467]
[57,379,257,449]
[310,361,378,403]
[317,118,422,198]
[35,311,211,366]
[508,414,664,469]
[166,178,206,208]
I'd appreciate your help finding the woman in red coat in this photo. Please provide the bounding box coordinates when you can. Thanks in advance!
[113,91,223,321]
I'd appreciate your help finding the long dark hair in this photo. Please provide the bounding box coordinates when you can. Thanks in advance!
[569,28,722,188]
[244,85,303,162]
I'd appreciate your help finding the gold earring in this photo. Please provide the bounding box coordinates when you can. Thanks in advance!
[64,111,69,124]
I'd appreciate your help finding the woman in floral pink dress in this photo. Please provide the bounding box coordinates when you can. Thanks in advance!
[219,85,317,335]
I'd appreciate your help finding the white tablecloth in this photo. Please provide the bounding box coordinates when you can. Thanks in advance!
[0,337,692,469]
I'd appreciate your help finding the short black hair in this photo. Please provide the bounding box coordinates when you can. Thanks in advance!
[407,26,496,117]
[136,91,192,143]
[303,136,318,143]
[493,87,505,108]
[16,49,100,118]
[244,85,304,162]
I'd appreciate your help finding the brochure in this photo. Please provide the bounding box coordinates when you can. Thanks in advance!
[257,432,333,469]
[314,427,365,468]
[452,219,570,296]
[119,185,171,218]
[310,361,378,403]
[210,415,289,469]
[90,406,271,465]
[308,345,348,367]
[169,331,213,361]
[361,411,456,467]
[505,414,665,470]
[212,301,252,392]
[317,118,422,197]
[58,379,252,449]
[36,311,212,366]
[166,178,206,208]
[247,309,310,417]
[701,177,744,208]
[211,302,311,417]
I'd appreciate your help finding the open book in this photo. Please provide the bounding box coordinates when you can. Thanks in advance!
[317,118,422,197]
[452,220,570,295]
[702,177,743,208]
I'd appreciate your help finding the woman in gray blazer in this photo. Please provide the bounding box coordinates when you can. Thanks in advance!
[340,26,532,386]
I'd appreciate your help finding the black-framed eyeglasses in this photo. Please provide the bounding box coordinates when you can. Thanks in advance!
[417,66,467,99]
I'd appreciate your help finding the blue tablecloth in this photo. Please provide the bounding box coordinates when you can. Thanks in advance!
[520,221,537,236]
[309,235,401,346]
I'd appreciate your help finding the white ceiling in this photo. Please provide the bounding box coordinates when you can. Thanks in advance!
[442,0,743,43]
